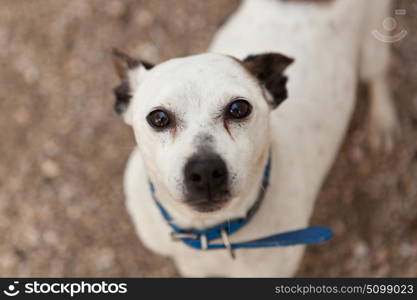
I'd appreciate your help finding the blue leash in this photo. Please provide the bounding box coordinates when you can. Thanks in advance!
[150,153,333,258]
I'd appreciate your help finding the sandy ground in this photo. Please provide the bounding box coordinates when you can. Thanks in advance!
[0,0,416,277]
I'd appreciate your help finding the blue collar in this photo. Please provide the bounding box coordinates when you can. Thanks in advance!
[149,152,332,258]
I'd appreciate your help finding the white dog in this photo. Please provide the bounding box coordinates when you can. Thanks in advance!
[112,0,397,277]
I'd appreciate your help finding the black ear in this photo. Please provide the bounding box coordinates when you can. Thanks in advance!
[112,48,154,116]
[113,81,131,115]
[242,53,294,108]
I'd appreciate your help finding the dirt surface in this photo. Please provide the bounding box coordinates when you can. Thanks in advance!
[0,0,416,277]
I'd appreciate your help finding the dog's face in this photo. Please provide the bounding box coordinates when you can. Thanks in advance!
[113,51,292,213]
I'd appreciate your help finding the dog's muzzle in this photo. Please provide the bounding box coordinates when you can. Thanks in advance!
[183,153,229,212]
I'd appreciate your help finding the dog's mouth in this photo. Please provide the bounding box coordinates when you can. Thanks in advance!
[184,194,230,213]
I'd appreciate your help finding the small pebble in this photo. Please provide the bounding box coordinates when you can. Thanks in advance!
[40,160,60,178]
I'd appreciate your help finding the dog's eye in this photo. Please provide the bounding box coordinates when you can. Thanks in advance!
[227,99,252,119]
[147,109,171,129]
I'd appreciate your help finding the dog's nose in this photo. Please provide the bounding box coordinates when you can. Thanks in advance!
[184,154,228,200]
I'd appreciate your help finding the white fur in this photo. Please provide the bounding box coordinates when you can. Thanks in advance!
[123,0,396,277]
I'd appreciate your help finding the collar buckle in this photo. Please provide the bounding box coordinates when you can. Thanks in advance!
[170,232,198,241]
[221,229,235,259]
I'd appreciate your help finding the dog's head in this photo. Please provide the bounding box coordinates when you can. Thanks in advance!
[113,50,292,213]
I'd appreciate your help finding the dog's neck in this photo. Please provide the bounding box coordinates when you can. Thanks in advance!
[149,150,269,230]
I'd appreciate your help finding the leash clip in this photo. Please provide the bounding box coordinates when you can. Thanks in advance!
[170,232,198,241]
[221,229,235,259]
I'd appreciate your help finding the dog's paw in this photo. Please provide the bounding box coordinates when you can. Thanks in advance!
[366,97,400,154]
